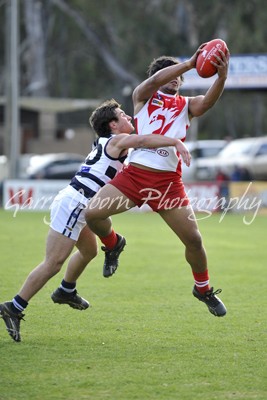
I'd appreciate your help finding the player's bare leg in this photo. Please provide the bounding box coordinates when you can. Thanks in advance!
[0,230,76,342]
[159,205,207,272]
[19,229,92,308]
[51,226,98,310]
[86,184,136,277]
[87,184,135,236]
[19,229,75,301]
[159,206,226,317]
[64,226,98,282]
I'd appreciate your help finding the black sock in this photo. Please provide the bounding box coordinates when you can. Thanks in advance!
[60,279,76,293]
[12,295,28,313]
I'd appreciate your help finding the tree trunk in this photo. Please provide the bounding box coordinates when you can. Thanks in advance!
[23,0,48,96]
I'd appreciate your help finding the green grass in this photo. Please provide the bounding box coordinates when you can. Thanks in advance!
[0,209,266,400]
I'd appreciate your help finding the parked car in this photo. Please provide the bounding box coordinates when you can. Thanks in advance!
[182,140,227,182]
[0,153,37,180]
[195,136,267,181]
[0,152,85,180]
[26,153,85,179]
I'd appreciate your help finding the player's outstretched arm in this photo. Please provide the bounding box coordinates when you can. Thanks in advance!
[132,44,205,109]
[107,134,191,167]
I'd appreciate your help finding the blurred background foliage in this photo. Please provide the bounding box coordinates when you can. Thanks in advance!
[0,0,267,139]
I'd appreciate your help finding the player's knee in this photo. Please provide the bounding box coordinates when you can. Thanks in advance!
[85,208,99,227]
[187,230,203,251]
[54,259,66,274]
[43,259,63,278]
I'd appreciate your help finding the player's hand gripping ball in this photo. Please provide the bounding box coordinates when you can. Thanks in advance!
[196,39,227,78]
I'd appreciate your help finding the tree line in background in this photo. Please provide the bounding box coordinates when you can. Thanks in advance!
[0,0,267,139]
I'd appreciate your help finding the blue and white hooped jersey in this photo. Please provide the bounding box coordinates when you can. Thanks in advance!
[69,135,126,202]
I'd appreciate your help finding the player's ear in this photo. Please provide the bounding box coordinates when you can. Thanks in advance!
[109,120,117,130]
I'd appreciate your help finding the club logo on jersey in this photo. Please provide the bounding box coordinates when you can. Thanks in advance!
[152,98,164,107]
[81,166,90,173]
[157,149,169,157]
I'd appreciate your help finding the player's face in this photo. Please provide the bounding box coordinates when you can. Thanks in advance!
[160,76,182,95]
[114,108,135,134]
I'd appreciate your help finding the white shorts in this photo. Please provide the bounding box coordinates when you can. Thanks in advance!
[50,186,89,241]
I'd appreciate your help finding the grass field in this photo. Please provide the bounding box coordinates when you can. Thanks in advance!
[0,209,266,400]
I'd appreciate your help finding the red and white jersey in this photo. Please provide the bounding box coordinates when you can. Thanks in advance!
[128,90,190,175]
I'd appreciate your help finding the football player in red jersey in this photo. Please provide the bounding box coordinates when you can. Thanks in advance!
[85,43,230,317]
[0,99,190,342]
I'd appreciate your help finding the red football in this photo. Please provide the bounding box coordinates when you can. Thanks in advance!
[196,39,227,78]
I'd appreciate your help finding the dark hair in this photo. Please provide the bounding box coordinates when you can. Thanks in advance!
[89,99,121,137]
[147,56,184,82]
